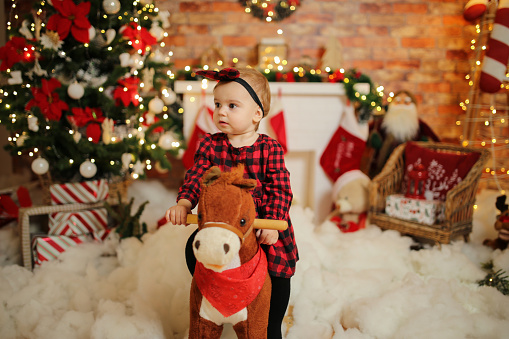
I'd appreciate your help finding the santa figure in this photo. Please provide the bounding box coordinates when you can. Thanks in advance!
[363,90,439,178]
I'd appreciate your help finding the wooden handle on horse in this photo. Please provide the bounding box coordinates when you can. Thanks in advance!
[186,214,288,231]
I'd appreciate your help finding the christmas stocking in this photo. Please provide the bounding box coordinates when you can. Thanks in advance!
[463,0,489,21]
[480,0,509,93]
[320,106,368,182]
[182,104,218,169]
[268,95,288,154]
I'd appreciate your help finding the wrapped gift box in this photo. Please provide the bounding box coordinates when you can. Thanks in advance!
[32,234,91,266]
[385,194,445,226]
[49,208,108,236]
[50,179,109,205]
[92,229,111,242]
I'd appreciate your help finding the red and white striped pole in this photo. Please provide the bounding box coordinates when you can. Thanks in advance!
[480,0,509,93]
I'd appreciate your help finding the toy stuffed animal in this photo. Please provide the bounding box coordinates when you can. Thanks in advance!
[483,195,509,250]
[327,169,370,233]
[188,165,273,338]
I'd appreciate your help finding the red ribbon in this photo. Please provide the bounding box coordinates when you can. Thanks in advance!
[196,68,240,81]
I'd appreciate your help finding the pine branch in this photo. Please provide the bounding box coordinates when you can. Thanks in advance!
[104,194,150,240]
[478,261,509,295]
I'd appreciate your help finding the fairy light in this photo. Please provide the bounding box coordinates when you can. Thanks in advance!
[459,11,509,193]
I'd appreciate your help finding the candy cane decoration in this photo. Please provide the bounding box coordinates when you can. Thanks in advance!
[479,0,509,93]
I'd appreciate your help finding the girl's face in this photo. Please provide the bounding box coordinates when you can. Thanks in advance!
[213,81,263,136]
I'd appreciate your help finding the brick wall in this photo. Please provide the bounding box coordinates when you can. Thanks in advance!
[159,0,475,141]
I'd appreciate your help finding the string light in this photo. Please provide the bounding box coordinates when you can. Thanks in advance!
[460,11,509,193]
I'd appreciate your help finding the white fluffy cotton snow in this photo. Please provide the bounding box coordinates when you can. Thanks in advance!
[0,181,508,339]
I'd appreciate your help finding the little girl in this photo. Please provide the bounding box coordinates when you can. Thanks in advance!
[166,67,298,338]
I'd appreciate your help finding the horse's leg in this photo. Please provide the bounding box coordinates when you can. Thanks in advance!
[233,275,272,339]
[190,318,223,339]
[189,281,224,339]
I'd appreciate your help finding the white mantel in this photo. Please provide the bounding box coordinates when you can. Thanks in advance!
[175,81,352,224]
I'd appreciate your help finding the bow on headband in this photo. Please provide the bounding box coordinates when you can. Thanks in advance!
[196,68,239,81]
[195,68,265,115]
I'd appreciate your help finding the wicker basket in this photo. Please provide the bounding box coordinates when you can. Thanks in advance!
[368,142,490,245]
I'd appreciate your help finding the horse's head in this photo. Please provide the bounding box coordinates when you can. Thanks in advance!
[193,165,258,272]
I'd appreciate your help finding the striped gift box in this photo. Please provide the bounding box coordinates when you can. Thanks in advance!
[49,208,108,236]
[50,180,109,205]
[92,228,111,242]
[32,234,91,266]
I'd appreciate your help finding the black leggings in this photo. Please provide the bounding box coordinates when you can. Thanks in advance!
[185,230,291,338]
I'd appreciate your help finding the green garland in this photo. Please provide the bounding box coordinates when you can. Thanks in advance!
[179,66,383,122]
[238,0,301,22]
[341,69,383,122]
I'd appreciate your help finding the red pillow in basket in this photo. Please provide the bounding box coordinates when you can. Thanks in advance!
[403,142,481,201]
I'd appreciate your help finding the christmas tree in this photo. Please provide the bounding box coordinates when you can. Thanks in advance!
[0,0,183,183]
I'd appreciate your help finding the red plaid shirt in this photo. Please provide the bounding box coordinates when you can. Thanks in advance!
[178,133,298,278]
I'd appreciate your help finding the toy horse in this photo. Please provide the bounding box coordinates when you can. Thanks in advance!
[186,165,287,338]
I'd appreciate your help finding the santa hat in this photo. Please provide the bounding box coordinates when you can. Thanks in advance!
[332,169,370,199]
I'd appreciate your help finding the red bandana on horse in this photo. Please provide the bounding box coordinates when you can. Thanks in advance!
[194,247,268,317]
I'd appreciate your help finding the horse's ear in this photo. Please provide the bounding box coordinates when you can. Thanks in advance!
[234,178,257,190]
[202,166,222,186]
[230,164,256,190]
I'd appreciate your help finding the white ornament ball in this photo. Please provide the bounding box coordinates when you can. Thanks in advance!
[80,160,97,178]
[148,97,164,114]
[31,157,49,175]
[162,88,177,105]
[68,82,85,100]
[158,132,176,150]
[103,0,121,14]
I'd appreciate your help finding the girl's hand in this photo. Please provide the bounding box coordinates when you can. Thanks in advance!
[165,199,192,226]
[256,229,279,245]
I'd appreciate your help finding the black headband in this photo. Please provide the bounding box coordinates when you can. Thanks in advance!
[196,68,265,115]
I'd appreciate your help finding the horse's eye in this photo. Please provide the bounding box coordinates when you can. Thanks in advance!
[198,213,202,221]
[240,218,246,226]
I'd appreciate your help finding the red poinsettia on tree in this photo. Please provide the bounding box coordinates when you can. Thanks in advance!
[25,78,69,121]
[0,37,35,71]
[46,0,92,43]
[113,77,141,107]
[68,107,106,143]
[120,22,157,55]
